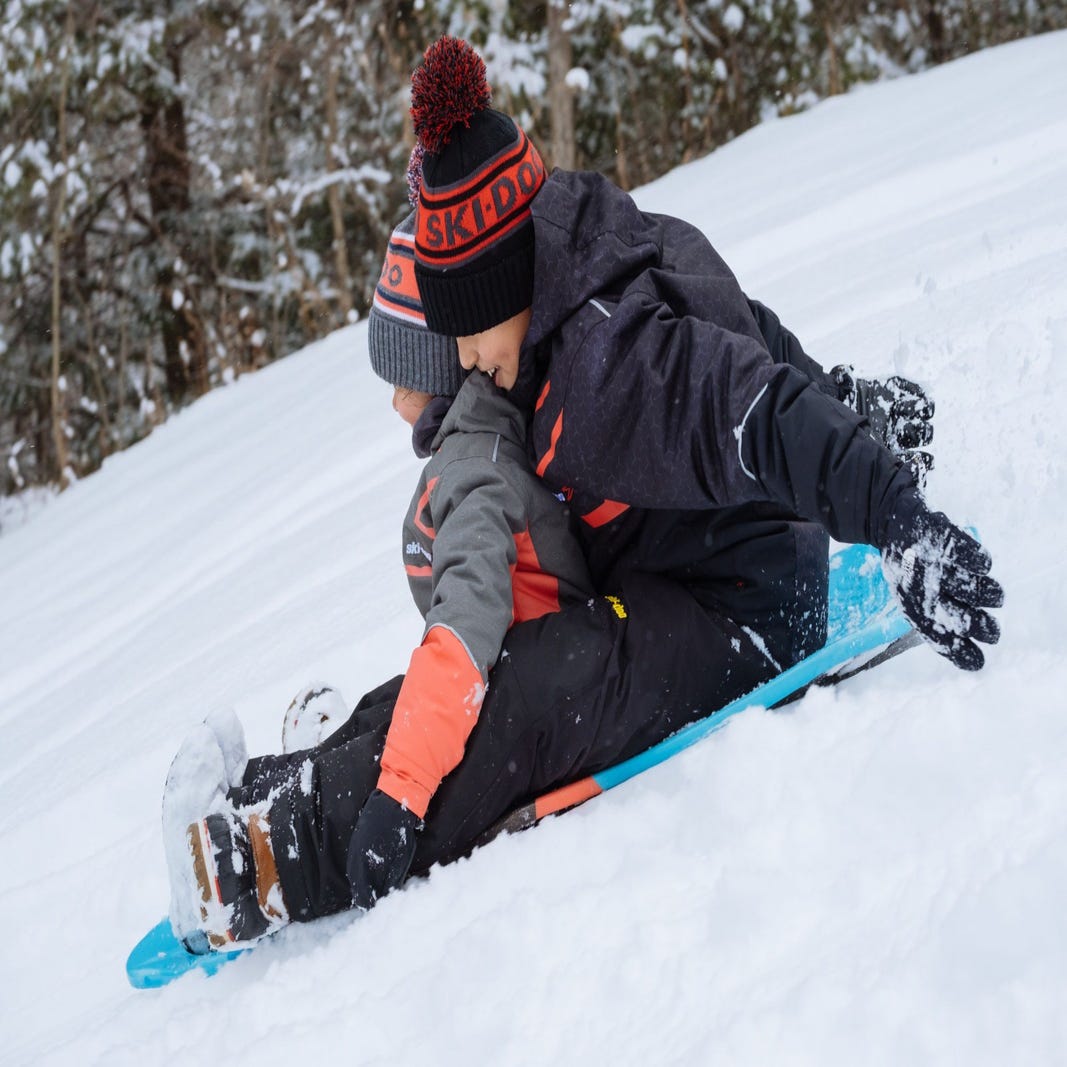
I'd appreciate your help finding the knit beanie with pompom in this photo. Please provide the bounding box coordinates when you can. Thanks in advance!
[410,37,546,337]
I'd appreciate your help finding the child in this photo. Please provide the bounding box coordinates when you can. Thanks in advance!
[406,36,1001,679]
[164,212,597,950]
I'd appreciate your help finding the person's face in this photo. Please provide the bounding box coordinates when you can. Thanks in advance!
[456,307,532,391]
[392,386,433,427]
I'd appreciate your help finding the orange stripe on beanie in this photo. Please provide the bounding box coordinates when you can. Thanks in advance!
[410,37,544,337]
[373,227,423,325]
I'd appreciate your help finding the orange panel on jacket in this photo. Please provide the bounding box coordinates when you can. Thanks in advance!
[511,529,561,622]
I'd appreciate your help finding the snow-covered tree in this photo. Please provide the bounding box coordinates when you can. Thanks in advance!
[1,0,436,493]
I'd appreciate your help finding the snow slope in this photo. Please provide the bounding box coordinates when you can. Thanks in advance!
[3,32,1066,1066]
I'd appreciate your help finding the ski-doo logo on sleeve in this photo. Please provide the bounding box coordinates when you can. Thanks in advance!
[416,131,545,268]
[406,541,432,562]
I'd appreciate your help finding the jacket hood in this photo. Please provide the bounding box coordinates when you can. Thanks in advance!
[525,170,662,348]
[430,369,528,453]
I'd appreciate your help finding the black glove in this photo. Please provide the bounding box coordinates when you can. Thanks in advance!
[347,789,420,910]
[832,365,935,480]
[879,489,1003,671]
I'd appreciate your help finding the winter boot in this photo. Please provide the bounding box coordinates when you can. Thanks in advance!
[282,683,348,753]
[184,808,288,953]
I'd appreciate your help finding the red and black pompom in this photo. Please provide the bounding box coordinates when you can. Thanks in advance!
[411,37,491,154]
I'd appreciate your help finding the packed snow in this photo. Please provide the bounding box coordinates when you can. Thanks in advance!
[3,31,1066,1066]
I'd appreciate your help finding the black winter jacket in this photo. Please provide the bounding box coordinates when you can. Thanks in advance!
[518,170,915,664]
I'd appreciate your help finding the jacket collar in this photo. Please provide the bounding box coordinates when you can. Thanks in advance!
[423,370,528,455]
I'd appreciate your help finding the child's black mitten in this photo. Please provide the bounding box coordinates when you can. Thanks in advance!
[832,364,935,476]
[878,489,1003,671]
[347,789,420,910]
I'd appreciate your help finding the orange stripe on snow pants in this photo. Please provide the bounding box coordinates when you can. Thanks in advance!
[581,499,629,528]
[533,777,603,820]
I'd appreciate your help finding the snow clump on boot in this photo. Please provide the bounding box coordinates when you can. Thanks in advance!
[203,705,248,787]
[282,683,347,753]
[162,722,229,947]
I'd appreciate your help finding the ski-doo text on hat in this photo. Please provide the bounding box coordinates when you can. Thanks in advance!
[410,37,545,337]
[416,128,544,268]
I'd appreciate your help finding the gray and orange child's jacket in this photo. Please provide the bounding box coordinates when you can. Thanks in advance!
[376,370,593,818]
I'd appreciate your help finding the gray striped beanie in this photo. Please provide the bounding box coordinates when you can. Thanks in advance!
[368,211,465,397]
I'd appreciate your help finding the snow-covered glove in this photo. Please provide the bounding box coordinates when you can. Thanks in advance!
[347,789,420,910]
[879,489,1003,671]
[832,365,935,480]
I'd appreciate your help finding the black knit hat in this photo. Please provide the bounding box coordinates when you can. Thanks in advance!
[368,211,465,397]
[410,37,546,337]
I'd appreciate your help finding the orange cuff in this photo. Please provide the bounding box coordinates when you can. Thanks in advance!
[377,626,486,819]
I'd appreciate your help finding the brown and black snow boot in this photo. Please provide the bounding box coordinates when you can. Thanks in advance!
[185,810,288,953]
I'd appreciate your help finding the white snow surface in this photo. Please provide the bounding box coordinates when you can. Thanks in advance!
[3,33,1067,1065]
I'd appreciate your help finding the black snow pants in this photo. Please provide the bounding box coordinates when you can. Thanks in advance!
[236,571,821,923]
